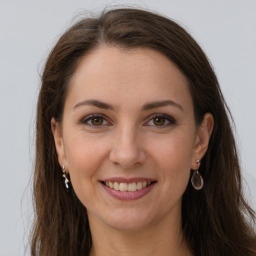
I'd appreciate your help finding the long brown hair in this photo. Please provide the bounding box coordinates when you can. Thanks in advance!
[31,7,256,256]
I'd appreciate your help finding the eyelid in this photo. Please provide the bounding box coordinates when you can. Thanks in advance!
[80,114,111,127]
[79,113,176,128]
[144,113,176,127]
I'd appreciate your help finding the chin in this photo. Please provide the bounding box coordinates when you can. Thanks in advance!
[91,207,155,232]
[106,217,152,232]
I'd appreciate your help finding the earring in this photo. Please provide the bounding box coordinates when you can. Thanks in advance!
[62,165,70,189]
[191,159,204,190]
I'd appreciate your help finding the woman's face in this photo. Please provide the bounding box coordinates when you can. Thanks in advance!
[52,46,212,231]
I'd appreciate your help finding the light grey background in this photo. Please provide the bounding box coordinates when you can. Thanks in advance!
[0,0,255,255]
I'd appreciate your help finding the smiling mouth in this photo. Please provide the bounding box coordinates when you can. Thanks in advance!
[101,181,156,192]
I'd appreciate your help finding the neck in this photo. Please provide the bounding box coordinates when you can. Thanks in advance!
[89,211,192,256]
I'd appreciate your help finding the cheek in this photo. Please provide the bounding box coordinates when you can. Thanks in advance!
[149,132,194,186]
[64,134,109,180]
[152,130,194,162]
[63,134,110,206]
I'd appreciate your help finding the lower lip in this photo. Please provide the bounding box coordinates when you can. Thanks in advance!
[101,182,156,200]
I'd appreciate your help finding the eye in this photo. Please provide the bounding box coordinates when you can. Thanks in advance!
[81,114,109,127]
[146,114,176,127]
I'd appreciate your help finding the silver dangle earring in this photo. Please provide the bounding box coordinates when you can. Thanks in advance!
[191,159,204,190]
[62,165,70,189]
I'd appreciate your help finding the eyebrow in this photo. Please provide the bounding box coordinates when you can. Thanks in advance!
[73,99,184,112]
[142,100,184,112]
[73,99,114,110]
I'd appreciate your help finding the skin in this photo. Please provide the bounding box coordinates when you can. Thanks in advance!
[52,46,213,256]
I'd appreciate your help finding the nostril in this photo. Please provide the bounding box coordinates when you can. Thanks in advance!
[109,146,146,169]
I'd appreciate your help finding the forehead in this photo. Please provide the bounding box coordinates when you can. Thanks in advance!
[65,45,193,111]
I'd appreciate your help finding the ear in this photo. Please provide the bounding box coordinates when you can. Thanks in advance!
[51,118,68,172]
[191,113,214,170]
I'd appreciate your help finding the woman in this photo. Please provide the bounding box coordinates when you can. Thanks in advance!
[31,7,256,256]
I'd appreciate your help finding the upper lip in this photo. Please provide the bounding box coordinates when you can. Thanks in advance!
[101,177,157,183]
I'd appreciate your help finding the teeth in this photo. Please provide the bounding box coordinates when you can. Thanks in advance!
[109,181,114,189]
[104,181,153,191]
[137,182,142,190]
[119,183,128,191]
[114,182,119,190]
[128,182,137,192]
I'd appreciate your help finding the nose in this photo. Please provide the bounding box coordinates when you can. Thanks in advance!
[109,126,146,169]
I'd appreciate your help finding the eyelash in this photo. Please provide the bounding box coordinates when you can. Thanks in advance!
[80,113,176,128]
[145,114,176,127]
[81,114,110,127]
